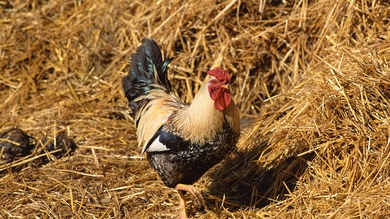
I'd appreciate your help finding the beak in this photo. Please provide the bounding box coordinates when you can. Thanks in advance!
[220,84,230,90]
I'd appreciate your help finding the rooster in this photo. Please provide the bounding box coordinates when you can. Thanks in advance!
[122,38,240,218]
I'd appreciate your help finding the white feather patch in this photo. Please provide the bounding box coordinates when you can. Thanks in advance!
[143,136,170,153]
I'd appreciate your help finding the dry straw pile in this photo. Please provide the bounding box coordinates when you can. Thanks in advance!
[1,0,390,218]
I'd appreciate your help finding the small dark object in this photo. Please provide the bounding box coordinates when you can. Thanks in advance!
[42,133,77,160]
[0,128,34,162]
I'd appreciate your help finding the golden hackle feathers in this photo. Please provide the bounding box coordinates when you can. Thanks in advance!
[135,87,185,153]
[137,76,240,149]
[172,78,240,144]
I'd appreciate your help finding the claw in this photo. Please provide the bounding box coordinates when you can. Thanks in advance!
[175,184,207,218]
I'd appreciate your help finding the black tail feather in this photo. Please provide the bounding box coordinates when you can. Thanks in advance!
[122,38,172,116]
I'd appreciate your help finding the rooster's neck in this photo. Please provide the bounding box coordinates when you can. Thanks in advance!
[173,81,225,143]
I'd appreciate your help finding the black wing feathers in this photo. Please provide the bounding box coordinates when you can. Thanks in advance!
[159,131,190,151]
[122,38,172,117]
[145,126,190,153]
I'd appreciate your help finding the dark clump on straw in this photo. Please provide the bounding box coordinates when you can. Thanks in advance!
[41,133,77,163]
[0,128,34,162]
[41,132,77,161]
[0,129,77,173]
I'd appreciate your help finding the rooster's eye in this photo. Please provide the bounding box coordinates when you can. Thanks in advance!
[210,79,220,85]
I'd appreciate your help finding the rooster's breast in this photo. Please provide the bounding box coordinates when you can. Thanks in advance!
[146,122,239,188]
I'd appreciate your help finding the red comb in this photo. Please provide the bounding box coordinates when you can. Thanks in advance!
[207,68,231,83]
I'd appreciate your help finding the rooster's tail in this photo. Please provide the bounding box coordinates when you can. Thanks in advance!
[122,38,172,117]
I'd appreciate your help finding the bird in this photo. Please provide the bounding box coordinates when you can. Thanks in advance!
[122,38,240,218]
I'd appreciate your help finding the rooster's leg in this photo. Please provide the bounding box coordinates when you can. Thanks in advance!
[177,189,188,219]
[175,184,207,212]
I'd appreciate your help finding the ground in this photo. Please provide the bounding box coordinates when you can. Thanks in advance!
[1,0,390,218]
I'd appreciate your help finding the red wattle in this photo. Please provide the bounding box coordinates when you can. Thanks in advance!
[214,89,231,111]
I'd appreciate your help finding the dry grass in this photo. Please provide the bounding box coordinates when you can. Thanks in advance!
[1,0,390,218]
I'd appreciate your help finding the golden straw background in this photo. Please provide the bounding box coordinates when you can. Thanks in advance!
[1,0,390,218]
